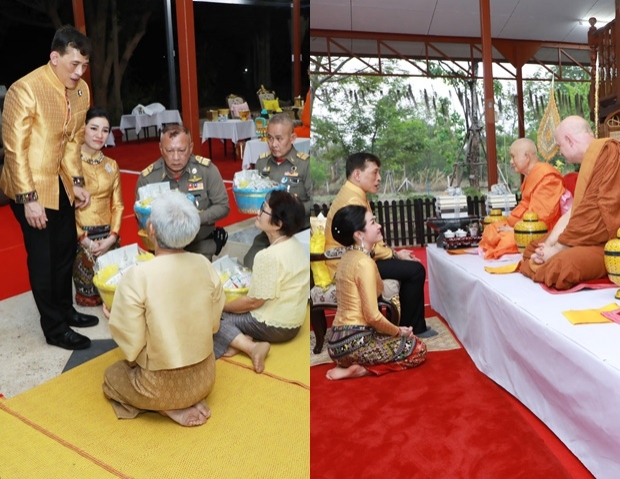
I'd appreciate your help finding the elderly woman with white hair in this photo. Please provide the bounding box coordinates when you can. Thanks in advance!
[102,191,225,427]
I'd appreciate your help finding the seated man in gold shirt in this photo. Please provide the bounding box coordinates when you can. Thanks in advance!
[325,152,436,338]
[520,116,620,289]
[479,138,567,259]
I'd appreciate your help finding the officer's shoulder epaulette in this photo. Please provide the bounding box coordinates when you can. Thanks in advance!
[194,155,212,166]
[259,152,271,160]
[140,164,155,176]
[296,151,309,161]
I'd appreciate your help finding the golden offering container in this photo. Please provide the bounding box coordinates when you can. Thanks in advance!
[514,211,547,252]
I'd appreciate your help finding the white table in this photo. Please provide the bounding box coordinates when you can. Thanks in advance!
[119,110,182,139]
[242,137,311,169]
[427,246,620,479]
[201,119,257,159]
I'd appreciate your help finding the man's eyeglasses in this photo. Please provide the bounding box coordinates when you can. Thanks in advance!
[259,202,272,216]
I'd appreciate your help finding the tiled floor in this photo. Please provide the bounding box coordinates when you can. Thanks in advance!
[0,218,257,399]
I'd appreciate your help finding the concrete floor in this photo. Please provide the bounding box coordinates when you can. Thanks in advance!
[0,218,257,399]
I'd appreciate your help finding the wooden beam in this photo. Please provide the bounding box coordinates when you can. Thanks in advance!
[293,0,301,97]
[516,66,525,139]
[480,0,498,187]
[175,0,201,154]
[493,39,541,69]
[71,0,92,101]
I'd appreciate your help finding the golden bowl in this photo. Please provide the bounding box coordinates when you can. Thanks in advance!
[239,109,251,121]
[483,208,507,230]
[604,227,620,298]
[514,211,547,252]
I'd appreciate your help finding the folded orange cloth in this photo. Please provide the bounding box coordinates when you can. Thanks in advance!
[484,262,521,274]
[446,248,478,255]
[562,303,618,325]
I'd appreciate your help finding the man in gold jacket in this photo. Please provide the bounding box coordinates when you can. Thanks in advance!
[0,25,97,350]
[324,152,436,338]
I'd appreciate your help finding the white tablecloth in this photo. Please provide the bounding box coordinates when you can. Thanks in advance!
[119,110,182,136]
[427,245,620,479]
[201,119,256,144]
[242,137,311,169]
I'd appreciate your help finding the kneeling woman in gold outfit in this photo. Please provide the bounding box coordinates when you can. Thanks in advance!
[72,107,123,306]
[326,205,427,380]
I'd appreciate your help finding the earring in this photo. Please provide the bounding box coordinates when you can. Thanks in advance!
[361,239,365,251]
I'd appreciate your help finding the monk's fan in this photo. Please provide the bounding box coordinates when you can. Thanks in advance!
[513,212,548,252]
[604,228,620,299]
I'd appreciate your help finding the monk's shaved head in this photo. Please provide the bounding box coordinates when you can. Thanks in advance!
[510,138,538,175]
[554,116,595,164]
[556,115,593,137]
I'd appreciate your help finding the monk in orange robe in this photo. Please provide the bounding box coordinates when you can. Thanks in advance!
[479,138,566,259]
[520,116,620,289]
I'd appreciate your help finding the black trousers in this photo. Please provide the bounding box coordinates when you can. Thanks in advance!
[376,258,427,334]
[10,178,77,338]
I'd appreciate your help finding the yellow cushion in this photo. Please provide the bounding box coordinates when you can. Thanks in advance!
[310,229,332,289]
[263,99,280,112]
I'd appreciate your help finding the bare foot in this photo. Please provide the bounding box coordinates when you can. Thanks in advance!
[250,342,270,373]
[326,364,370,381]
[193,400,211,420]
[222,346,240,357]
[160,402,210,427]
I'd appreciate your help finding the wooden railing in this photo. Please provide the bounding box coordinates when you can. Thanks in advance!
[313,196,491,247]
[589,17,619,120]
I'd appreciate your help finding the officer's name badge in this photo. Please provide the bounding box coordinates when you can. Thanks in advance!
[188,181,204,191]
[284,166,298,177]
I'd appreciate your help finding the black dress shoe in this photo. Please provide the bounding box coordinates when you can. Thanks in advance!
[46,329,91,350]
[68,310,99,328]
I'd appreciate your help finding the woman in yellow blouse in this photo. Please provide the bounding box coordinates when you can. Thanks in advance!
[326,205,427,380]
[72,107,124,306]
[214,190,309,373]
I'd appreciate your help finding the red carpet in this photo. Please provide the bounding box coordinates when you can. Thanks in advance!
[311,348,586,479]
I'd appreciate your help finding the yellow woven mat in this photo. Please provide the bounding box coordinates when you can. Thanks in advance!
[224,308,309,387]
[1,347,309,478]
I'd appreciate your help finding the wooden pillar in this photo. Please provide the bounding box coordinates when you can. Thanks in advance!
[479,0,498,186]
[516,66,525,138]
[293,0,302,97]
[71,0,92,98]
[176,0,201,153]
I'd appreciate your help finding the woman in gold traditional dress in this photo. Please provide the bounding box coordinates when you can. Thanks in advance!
[325,205,427,380]
[72,107,124,306]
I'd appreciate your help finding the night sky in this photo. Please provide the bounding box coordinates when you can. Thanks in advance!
[0,1,309,116]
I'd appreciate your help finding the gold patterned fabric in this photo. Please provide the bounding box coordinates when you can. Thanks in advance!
[103,354,216,419]
[537,86,561,162]
[108,253,224,371]
[332,249,400,336]
[0,63,90,209]
[75,153,124,237]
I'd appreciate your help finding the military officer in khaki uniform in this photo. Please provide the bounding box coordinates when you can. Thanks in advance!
[244,113,312,269]
[136,124,230,259]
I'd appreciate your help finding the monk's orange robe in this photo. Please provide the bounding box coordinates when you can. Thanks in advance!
[479,162,565,259]
[520,139,620,289]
